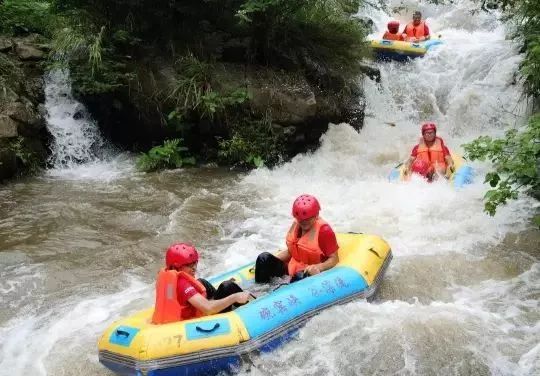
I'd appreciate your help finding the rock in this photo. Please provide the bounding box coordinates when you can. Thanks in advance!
[0,115,18,138]
[249,84,317,124]
[0,37,13,52]
[5,100,41,127]
[0,140,17,181]
[15,43,45,61]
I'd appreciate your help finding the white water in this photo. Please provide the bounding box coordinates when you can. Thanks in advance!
[0,1,538,375]
[44,69,132,180]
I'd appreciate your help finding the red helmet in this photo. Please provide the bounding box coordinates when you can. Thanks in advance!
[165,243,199,269]
[292,194,320,221]
[411,159,432,177]
[388,20,400,31]
[421,122,437,134]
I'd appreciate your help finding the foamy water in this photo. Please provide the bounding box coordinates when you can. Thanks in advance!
[0,1,538,375]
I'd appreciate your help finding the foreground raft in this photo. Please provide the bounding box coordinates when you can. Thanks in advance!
[371,38,442,62]
[98,233,392,376]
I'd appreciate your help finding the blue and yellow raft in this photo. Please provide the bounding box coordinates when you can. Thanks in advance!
[371,38,442,62]
[98,233,392,376]
[388,153,474,188]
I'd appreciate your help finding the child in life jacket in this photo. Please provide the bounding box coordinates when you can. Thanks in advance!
[382,20,406,41]
[152,243,252,324]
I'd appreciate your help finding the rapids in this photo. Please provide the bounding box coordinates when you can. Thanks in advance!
[0,1,538,375]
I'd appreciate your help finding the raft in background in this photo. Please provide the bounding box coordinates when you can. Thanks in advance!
[98,233,392,376]
[388,153,474,188]
[371,38,442,62]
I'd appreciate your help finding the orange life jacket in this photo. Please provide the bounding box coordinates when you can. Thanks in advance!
[286,218,328,276]
[382,31,404,41]
[415,137,447,172]
[151,269,206,324]
[405,21,427,38]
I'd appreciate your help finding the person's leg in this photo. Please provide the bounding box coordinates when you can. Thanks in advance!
[198,278,217,300]
[214,280,244,312]
[214,280,243,299]
[254,252,287,283]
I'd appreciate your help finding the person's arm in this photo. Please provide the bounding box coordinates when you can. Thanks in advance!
[445,155,455,177]
[304,252,339,275]
[304,225,339,275]
[419,24,431,41]
[188,292,251,315]
[403,155,416,175]
[275,248,291,262]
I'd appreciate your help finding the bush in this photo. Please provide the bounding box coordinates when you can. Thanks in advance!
[136,138,196,172]
[218,116,285,168]
[463,115,540,216]
[0,0,55,36]
[237,0,369,85]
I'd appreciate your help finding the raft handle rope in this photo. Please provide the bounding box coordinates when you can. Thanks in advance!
[196,323,220,333]
[368,247,382,259]
[116,329,131,337]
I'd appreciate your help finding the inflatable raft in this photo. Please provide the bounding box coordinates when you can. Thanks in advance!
[98,233,392,376]
[388,153,474,188]
[371,38,442,62]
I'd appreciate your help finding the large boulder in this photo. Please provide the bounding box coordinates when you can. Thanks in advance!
[0,34,49,181]
[0,115,18,138]
[0,37,13,52]
[15,43,45,61]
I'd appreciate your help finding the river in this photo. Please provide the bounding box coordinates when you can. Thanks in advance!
[0,0,538,375]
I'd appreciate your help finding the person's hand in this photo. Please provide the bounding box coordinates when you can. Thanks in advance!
[304,264,322,276]
[234,292,253,305]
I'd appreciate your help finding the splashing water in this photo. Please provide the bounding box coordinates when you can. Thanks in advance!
[0,1,538,375]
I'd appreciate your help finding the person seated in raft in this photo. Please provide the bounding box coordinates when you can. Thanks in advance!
[403,11,431,42]
[382,20,406,41]
[151,243,252,324]
[404,122,455,180]
[255,194,339,283]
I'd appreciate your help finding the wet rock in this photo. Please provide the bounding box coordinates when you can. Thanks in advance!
[0,37,13,52]
[0,140,17,180]
[249,82,317,124]
[0,115,18,138]
[5,100,41,127]
[15,43,45,61]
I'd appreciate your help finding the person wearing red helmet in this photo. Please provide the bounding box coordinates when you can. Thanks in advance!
[404,122,454,180]
[152,243,252,324]
[254,194,339,283]
[404,11,431,42]
[383,20,406,41]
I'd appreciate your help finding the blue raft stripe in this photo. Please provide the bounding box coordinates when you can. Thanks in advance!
[235,266,367,339]
[109,326,140,347]
[185,318,231,340]
[147,356,241,376]
[453,165,474,188]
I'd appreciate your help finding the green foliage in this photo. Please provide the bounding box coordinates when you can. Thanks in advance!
[237,0,368,83]
[167,54,251,123]
[521,36,540,97]
[8,136,41,173]
[463,115,540,215]
[218,116,285,168]
[0,0,55,36]
[136,138,196,172]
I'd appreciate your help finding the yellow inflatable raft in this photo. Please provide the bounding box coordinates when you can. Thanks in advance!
[98,233,392,376]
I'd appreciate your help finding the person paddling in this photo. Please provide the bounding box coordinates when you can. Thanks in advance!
[404,122,455,181]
